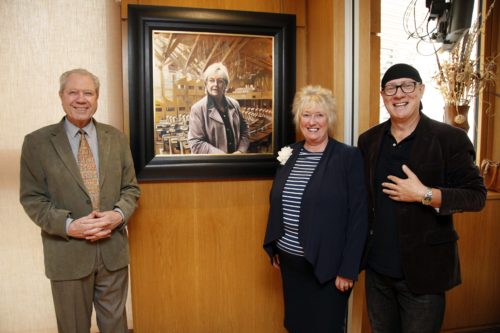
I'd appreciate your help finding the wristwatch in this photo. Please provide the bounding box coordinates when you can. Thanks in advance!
[421,187,433,205]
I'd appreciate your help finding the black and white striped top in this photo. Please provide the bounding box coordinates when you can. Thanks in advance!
[276,148,323,256]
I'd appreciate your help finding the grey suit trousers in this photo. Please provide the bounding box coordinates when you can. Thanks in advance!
[50,244,129,333]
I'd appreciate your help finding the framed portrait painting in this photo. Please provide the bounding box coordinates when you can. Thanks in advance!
[128,5,296,180]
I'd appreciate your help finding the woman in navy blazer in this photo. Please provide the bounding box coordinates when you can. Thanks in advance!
[263,85,368,332]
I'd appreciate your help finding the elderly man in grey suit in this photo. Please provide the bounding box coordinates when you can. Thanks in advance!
[20,68,140,333]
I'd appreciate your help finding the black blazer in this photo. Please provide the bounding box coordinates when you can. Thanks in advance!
[263,138,368,284]
[358,113,486,294]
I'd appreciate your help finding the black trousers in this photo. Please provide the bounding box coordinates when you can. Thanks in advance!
[278,249,350,333]
[365,268,445,333]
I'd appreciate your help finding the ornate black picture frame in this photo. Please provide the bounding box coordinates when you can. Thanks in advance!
[128,5,296,180]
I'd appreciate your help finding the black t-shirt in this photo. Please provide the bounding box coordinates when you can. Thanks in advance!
[367,127,416,278]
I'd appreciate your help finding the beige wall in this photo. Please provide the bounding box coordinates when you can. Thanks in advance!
[0,1,126,332]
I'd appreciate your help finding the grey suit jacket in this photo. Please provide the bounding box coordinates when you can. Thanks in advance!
[20,118,140,281]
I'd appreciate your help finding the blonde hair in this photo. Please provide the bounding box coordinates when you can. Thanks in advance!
[292,85,337,135]
[203,62,229,89]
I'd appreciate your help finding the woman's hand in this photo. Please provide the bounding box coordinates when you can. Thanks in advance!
[272,254,281,271]
[335,275,353,292]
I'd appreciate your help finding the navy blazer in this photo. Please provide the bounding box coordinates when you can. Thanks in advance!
[263,138,368,284]
[358,113,486,294]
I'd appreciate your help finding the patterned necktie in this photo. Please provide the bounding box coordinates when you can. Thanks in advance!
[78,129,99,210]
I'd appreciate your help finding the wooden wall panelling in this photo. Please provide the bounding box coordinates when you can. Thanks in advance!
[305,0,334,88]
[295,27,307,90]
[348,270,368,333]
[441,195,500,331]
[332,0,346,141]
[368,0,381,129]
[128,180,287,332]
[122,0,306,331]
[478,0,500,162]
[121,0,301,20]
[495,15,500,162]
[495,2,500,162]
[348,0,377,331]
[357,0,375,136]
[305,0,345,140]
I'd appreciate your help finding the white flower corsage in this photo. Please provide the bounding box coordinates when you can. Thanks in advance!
[277,146,293,165]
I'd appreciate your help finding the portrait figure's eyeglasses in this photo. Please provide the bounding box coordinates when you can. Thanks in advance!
[382,81,421,96]
[207,78,226,85]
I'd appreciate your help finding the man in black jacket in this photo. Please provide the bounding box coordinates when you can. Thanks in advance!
[358,63,486,333]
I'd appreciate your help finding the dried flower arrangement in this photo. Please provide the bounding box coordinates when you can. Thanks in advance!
[433,1,497,130]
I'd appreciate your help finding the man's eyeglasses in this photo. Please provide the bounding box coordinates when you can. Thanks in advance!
[382,81,421,96]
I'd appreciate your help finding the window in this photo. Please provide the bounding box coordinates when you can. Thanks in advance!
[380,0,479,142]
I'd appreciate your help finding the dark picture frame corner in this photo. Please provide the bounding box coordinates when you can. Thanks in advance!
[127,5,296,181]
